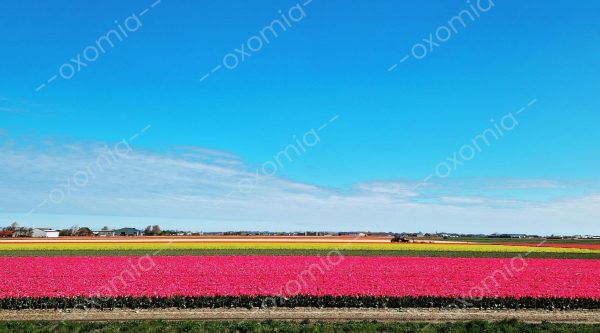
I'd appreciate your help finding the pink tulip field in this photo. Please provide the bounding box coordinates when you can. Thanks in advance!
[1,256,598,304]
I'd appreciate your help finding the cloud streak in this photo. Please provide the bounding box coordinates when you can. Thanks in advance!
[0,139,599,235]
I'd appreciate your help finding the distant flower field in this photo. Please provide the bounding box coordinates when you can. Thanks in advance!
[1,241,599,253]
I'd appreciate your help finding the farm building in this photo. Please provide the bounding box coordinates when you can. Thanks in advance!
[114,228,143,236]
[31,228,59,238]
[93,230,115,237]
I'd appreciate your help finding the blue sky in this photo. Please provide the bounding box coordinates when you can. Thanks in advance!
[1,0,599,234]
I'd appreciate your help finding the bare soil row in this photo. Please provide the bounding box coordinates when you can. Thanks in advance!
[2,308,599,324]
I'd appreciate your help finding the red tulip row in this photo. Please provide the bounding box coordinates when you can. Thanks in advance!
[1,256,598,299]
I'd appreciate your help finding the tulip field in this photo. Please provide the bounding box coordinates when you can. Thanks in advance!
[0,237,599,313]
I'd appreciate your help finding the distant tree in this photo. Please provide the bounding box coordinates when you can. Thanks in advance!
[101,226,110,231]
[75,227,92,236]
[161,230,177,236]
[7,223,31,237]
[151,225,161,235]
[14,227,32,238]
[70,225,80,235]
[144,225,153,236]
[59,229,72,236]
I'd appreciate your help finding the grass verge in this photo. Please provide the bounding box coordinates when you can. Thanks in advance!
[0,319,599,333]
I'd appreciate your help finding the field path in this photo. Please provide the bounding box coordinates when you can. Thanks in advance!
[2,308,599,324]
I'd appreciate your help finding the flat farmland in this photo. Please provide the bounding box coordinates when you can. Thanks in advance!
[1,236,598,325]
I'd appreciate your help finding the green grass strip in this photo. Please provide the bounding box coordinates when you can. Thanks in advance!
[0,320,598,333]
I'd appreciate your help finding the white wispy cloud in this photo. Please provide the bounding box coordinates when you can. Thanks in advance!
[487,179,565,190]
[0,139,599,234]
[353,181,420,199]
[439,196,487,205]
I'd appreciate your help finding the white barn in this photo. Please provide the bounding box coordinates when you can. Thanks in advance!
[31,228,60,238]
